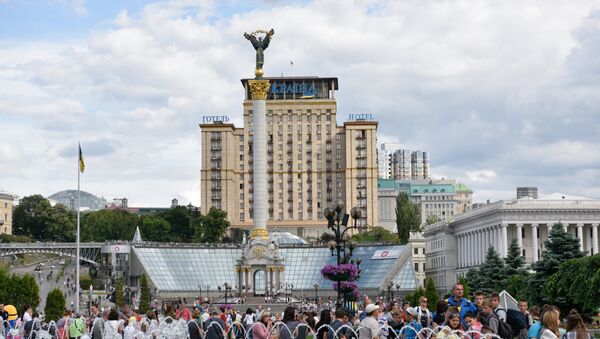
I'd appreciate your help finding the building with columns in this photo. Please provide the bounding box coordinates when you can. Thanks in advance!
[422,194,600,293]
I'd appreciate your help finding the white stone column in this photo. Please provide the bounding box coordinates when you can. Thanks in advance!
[466,233,471,267]
[248,79,270,241]
[547,223,553,236]
[516,223,523,252]
[469,232,474,266]
[501,224,508,257]
[577,223,584,252]
[461,235,466,268]
[532,224,539,262]
[592,224,599,255]
[492,226,498,253]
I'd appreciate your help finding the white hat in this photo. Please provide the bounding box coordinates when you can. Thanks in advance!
[364,304,379,314]
[406,307,418,317]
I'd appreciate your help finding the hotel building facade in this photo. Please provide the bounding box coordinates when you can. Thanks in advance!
[200,77,379,239]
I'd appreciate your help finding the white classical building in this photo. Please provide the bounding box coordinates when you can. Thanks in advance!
[422,194,600,293]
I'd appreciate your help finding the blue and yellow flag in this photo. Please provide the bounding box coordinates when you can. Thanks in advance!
[78,144,85,173]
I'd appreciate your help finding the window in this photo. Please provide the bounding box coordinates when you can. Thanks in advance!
[414,248,418,255]
[414,263,419,272]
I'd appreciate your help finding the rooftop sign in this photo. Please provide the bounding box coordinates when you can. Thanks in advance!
[202,115,230,123]
[348,114,374,120]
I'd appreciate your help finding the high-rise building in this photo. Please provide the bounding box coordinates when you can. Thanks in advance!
[378,143,430,180]
[377,143,403,179]
[392,149,412,180]
[200,76,379,239]
[517,187,538,199]
[0,192,16,235]
[411,150,429,180]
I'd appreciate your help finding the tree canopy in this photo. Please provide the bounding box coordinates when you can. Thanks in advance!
[395,192,421,244]
[351,226,400,244]
[13,195,76,241]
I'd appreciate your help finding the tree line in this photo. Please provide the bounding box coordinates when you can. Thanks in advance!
[464,223,599,317]
[12,195,230,243]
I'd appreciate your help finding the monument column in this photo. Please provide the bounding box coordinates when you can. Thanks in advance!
[577,223,584,252]
[501,224,508,257]
[592,224,599,255]
[248,79,270,241]
[516,223,523,252]
[532,224,539,262]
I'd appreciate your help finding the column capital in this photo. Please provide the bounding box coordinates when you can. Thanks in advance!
[577,223,584,227]
[592,223,600,228]
[531,223,539,228]
[500,223,508,228]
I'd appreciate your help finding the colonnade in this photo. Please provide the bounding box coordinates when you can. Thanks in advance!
[456,223,600,268]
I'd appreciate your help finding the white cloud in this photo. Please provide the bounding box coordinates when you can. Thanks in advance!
[1,0,599,206]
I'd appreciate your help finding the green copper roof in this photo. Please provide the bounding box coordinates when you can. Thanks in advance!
[454,183,473,193]
[378,178,398,189]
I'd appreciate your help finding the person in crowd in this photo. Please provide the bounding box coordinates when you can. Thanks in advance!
[563,311,592,339]
[387,310,404,339]
[403,308,423,339]
[21,304,33,323]
[385,302,399,323]
[518,300,533,327]
[490,294,507,322]
[252,311,272,339]
[164,303,176,319]
[415,296,432,328]
[88,303,101,332]
[432,300,448,326]
[530,306,540,323]
[529,305,557,339]
[133,308,142,322]
[473,293,485,314]
[23,312,41,339]
[123,316,137,339]
[316,309,332,339]
[446,284,477,328]
[539,307,560,339]
[188,309,204,339]
[480,326,494,339]
[56,310,71,338]
[479,299,499,335]
[69,313,86,339]
[331,309,348,339]
[177,303,191,321]
[359,304,381,339]
[436,311,464,339]
[244,308,255,331]
[281,306,300,339]
[465,312,482,339]
[105,308,124,338]
[91,310,109,339]
[204,309,227,339]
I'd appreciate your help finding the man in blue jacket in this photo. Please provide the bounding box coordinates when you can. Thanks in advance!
[446,283,477,328]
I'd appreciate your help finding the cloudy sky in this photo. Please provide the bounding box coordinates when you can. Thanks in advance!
[1,0,599,207]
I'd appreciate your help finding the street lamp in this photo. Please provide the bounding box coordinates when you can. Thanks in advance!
[386,281,393,303]
[313,282,319,302]
[395,284,400,301]
[323,199,364,310]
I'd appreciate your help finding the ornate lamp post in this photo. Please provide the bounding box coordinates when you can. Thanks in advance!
[386,281,393,303]
[323,199,364,310]
[313,282,319,302]
[395,284,400,301]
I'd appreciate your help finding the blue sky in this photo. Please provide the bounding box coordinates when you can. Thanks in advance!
[1,0,599,207]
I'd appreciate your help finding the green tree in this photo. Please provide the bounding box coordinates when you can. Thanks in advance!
[544,254,600,317]
[424,277,439,311]
[13,195,75,241]
[139,215,172,242]
[426,215,440,225]
[504,238,526,276]
[505,274,530,301]
[198,208,230,243]
[465,267,483,294]
[351,226,400,244]
[45,288,66,322]
[529,223,584,306]
[395,193,421,244]
[405,287,426,306]
[81,209,138,241]
[114,279,125,308]
[471,247,505,294]
[159,206,194,242]
[139,274,150,313]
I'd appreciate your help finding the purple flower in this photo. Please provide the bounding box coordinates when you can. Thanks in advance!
[332,281,358,291]
[320,264,358,281]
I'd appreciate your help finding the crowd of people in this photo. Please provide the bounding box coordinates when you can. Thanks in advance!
[0,283,595,339]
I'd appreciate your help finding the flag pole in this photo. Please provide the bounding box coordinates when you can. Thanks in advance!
[76,142,81,313]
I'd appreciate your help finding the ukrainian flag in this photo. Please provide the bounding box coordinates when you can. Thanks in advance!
[79,144,85,173]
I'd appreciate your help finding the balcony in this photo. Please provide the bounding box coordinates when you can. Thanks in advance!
[211,145,222,151]
[356,143,366,150]
[306,139,312,144]
[355,134,366,140]
[210,136,222,141]
[287,149,293,154]
[211,186,221,191]
[356,184,366,189]
[356,153,367,159]
[210,166,221,170]
[211,197,221,201]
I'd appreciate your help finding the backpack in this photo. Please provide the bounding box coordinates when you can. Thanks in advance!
[69,318,85,338]
[505,309,527,335]
[489,310,513,339]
